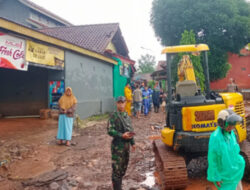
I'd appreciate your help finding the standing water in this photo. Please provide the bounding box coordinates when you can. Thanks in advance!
[140,171,155,187]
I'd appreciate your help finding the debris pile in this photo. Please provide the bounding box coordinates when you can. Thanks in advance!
[187,157,208,178]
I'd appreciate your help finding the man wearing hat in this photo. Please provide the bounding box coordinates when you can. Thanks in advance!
[107,96,136,190]
[207,109,245,190]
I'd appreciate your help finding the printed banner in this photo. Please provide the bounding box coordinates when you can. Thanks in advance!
[26,40,64,68]
[0,32,27,71]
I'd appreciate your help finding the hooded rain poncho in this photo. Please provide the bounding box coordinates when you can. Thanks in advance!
[207,127,245,190]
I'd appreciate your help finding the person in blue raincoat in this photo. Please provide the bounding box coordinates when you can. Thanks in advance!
[140,82,145,114]
[142,86,150,116]
[148,87,153,112]
[207,109,245,190]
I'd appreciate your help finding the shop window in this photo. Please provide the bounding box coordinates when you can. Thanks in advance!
[49,81,64,109]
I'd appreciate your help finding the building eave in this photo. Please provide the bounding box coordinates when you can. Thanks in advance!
[113,27,129,57]
[0,17,117,65]
[102,24,119,53]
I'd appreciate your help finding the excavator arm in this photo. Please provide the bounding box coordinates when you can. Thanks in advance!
[177,55,196,83]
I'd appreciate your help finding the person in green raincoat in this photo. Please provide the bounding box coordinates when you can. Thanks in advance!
[207,109,245,190]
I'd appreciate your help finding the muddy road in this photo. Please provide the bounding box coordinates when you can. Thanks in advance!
[0,110,250,190]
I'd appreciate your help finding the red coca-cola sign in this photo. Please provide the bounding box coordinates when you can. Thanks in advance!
[0,32,28,71]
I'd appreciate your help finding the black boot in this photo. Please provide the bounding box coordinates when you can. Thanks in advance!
[112,179,122,190]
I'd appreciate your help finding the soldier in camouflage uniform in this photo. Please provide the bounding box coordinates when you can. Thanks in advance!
[107,96,136,190]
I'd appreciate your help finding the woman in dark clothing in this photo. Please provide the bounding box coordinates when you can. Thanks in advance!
[159,88,164,105]
[152,82,160,113]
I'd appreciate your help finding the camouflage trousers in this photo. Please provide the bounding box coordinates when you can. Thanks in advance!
[111,142,130,181]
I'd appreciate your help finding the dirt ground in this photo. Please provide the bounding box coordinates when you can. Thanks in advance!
[1,108,250,190]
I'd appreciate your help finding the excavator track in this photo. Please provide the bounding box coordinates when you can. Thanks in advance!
[153,140,188,190]
[240,140,250,181]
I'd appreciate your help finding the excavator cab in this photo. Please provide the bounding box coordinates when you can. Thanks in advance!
[176,54,198,98]
[153,44,248,189]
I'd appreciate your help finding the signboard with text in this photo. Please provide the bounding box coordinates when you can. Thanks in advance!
[26,41,64,69]
[0,32,27,71]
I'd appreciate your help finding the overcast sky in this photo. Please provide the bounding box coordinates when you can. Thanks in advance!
[31,0,165,65]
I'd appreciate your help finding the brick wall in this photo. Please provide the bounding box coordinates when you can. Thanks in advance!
[210,49,250,91]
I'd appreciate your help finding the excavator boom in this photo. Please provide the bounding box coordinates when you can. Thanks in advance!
[177,55,196,83]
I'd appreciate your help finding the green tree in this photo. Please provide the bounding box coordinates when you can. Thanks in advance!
[148,80,156,89]
[137,54,156,74]
[151,0,250,81]
[171,30,205,91]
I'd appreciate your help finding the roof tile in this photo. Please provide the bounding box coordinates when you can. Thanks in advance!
[39,23,120,53]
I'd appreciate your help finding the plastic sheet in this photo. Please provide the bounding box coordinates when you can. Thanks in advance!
[207,127,245,189]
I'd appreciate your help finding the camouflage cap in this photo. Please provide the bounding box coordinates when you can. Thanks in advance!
[116,96,126,102]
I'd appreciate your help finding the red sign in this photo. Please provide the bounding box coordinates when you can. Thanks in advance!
[0,32,27,71]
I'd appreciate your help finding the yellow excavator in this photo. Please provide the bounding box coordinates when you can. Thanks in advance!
[153,44,250,189]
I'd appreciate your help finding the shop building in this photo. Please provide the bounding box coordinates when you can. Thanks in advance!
[40,23,136,98]
[0,17,116,118]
